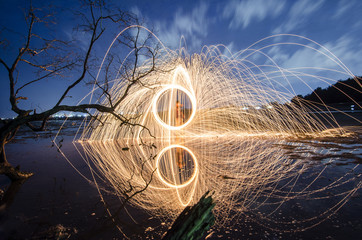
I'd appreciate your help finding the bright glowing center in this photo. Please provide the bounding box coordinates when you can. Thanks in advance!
[152,85,196,130]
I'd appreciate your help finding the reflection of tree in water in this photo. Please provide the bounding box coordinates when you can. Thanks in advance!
[0,179,27,213]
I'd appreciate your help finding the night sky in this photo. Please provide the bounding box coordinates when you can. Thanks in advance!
[1,0,362,118]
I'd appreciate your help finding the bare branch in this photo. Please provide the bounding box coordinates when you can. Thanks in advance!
[0,58,10,71]
[15,63,74,95]
[55,4,104,107]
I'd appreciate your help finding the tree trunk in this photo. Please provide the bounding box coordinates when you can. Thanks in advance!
[0,137,7,165]
[0,124,34,181]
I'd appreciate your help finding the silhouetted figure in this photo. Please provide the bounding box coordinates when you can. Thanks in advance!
[175,100,185,168]
[176,147,185,169]
[175,100,184,127]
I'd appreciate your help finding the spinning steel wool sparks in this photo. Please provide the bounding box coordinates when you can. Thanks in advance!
[56,27,361,233]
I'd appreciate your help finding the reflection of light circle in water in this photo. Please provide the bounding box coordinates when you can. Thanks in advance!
[152,85,196,130]
[159,147,195,185]
[155,145,198,188]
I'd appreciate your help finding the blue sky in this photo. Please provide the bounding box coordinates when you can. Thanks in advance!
[1,0,362,118]
[128,0,362,73]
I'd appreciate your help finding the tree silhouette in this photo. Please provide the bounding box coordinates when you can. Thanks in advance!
[301,77,362,104]
[0,1,160,181]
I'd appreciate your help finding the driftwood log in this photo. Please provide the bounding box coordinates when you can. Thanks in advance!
[163,191,215,240]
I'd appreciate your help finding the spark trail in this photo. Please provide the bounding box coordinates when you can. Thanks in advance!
[57,27,362,234]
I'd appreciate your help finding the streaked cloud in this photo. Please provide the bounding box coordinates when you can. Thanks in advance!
[222,0,286,29]
[266,35,362,77]
[222,41,236,58]
[273,0,325,33]
[154,2,210,50]
[63,28,92,52]
[334,0,354,19]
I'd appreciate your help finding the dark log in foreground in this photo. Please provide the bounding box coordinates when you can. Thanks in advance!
[163,191,215,240]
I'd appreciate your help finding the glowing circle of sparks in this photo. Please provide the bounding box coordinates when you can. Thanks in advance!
[155,144,199,188]
[152,85,197,130]
[54,27,362,233]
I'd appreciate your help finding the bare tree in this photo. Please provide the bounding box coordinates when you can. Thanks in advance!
[0,0,159,181]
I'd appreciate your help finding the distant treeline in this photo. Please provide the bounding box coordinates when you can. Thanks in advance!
[294,77,362,104]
